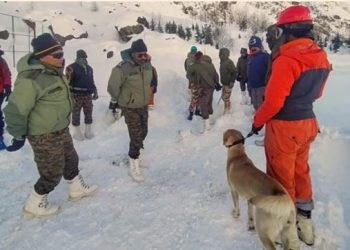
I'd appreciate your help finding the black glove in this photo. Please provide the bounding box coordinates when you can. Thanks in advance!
[6,137,26,152]
[92,89,98,100]
[251,124,264,135]
[236,76,242,82]
[214,82,222,92]
[109,101,118,111]
[4,86,11,101]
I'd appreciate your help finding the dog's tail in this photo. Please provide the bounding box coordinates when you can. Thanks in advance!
[249,194,294,219]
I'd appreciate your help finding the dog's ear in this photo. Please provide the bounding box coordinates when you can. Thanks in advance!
[223,131,228,145]
[223,130,233,146]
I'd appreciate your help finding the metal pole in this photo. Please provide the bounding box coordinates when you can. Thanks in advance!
[11,16,15,67]
[28,25,31,53]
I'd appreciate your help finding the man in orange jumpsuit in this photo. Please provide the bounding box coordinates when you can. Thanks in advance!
[251,5,331,246]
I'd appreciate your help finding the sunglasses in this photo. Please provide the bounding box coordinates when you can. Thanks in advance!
[51,52,64,59]
[135,53,148,59]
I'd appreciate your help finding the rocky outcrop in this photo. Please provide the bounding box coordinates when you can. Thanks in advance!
[0,30,9,40]
[116,24,144,42]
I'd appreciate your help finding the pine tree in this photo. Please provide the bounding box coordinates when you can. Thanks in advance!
[195,24,201,43]
[203,25,213,46]
[157,20,164,33]
[185,27,192,41]
[171,21,177,34]
[150,18,155,31]
[177,25,186,39]
[331,33,342,53]
[165,22,171,33]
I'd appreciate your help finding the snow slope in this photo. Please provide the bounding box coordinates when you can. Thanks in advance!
[0,2,349,250]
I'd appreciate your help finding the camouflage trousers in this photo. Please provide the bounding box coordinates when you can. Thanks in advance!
[188,84,201,113]
[198,88,214,119]
[27,127,79,195]
[122,106,148,159]
[0,94,4,136]
[221,85,233,106]
[72,93,93,126]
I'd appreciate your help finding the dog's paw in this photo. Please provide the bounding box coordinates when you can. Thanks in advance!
[232,209,240,218]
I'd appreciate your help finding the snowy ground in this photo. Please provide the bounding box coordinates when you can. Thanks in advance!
[1,2,350,250]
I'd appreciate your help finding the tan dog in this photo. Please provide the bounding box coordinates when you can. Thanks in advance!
[223,129,300,250]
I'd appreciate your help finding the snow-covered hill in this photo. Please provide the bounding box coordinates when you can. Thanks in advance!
[0,2,350,250]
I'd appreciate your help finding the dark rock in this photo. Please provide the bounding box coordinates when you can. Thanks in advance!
[136,17,149,29]
[107,51,114,58]
[48,25,88,46]
[0,30,10,40]
[117,24,144,42]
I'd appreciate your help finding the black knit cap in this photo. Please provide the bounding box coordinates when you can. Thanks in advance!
[0,49,3,56]
[130,39,147,53]
[31,33,62,58]
[77,49,88,59]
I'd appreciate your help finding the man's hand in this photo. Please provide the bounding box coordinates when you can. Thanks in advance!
[6,137,26,152]
[251,124,264,135]
[108,102,121,122]
[214,82,222,92]
[4,86,11,101]
[92,89,98,100]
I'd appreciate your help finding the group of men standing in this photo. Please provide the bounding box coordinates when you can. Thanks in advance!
[183,34,269,131]
[1,32,154,217]
[0,5,333,248]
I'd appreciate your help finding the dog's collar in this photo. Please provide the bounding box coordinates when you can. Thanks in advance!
[225,138,245,148]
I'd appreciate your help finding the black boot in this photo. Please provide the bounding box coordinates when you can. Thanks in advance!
[187,111,193,121]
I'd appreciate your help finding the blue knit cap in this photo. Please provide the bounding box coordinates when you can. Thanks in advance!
[31,33,62,58]
[248,36,262,49]
[191,45,197,53]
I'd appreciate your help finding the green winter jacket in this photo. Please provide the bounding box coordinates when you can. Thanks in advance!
[184,52,196,72]
[219,48,237,87]
[107,51,152,108]
[186,55,219,89]
[4,54,72,138]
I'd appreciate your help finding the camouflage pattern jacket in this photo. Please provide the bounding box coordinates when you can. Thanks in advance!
[4,54,72,138]
[219,49,237,87]
[186,55,219,89]
[107,50,153,109]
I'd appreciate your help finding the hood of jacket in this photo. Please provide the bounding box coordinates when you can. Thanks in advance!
[202,55,212,64]
[279,38,329,68]
[16,53,45,74]
[219,48,230,61]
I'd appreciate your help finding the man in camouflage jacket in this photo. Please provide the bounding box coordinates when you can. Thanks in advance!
[219,48,237,113]
[186,51,219,132]
[4,33,97,217]
[107,39,152,182]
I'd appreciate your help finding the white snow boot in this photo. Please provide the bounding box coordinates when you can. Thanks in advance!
[254,139,265,147]
[84,124,94,139]
[204,119,211,131]
[297,214,315,246]
[224,101,231,114]
[67,174,98,201]
[72,126,85,141]
[129,158,144,182]
[240,91,249,105]
[23,189,60,217]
